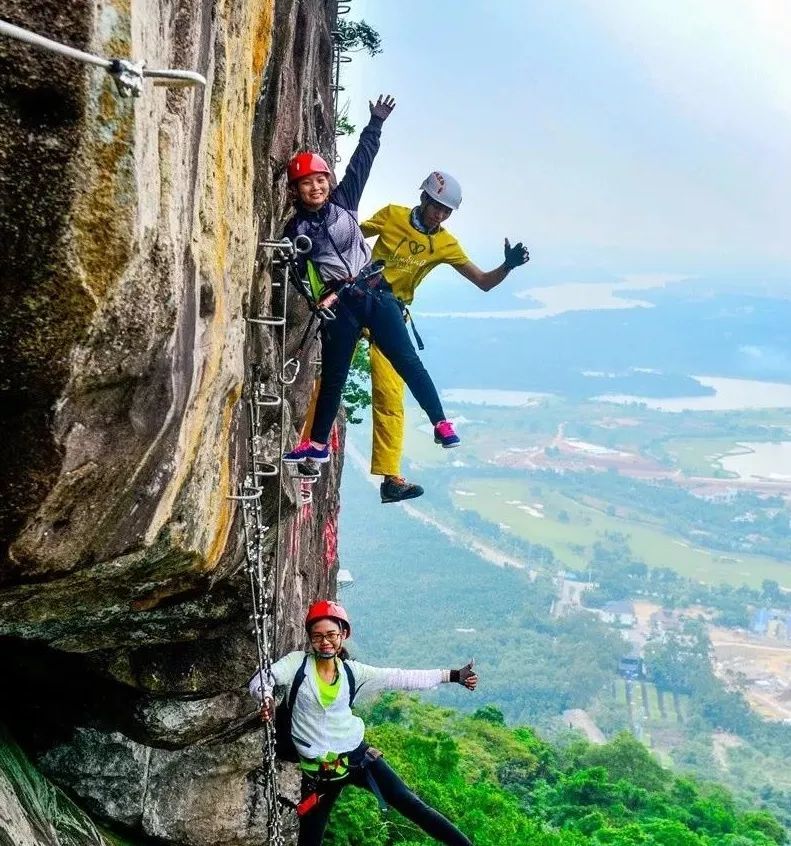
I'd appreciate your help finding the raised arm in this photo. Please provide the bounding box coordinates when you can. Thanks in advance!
[334,94,396,211]
[453,238,530,292]
[349,659,477,696]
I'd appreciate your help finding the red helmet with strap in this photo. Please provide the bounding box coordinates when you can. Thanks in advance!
[287,152,332,184]
[305,600,351,636]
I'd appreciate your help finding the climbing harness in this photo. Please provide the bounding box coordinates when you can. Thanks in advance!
[399,303,425,351]
[297,746,389,817]
[0,18,206,98]
[312,259,387,337]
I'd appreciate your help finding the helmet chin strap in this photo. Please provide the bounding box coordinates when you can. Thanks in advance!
[314,645,340,660]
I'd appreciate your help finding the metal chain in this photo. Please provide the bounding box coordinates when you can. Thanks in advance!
[231,234,321,843]
[222,3,351,832]
[232,397,285,844]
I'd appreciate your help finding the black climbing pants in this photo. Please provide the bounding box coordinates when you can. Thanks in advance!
[297,757,472,846]
[310,285,446,444]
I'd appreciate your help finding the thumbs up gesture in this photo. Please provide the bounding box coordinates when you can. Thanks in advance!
[452,659,478,690]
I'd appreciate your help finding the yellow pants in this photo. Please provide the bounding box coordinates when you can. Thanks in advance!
[369,342,406,477]
[299,342,406,477]
[299,379,320,443]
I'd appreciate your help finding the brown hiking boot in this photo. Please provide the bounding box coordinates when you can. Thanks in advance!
[380,476,424,504]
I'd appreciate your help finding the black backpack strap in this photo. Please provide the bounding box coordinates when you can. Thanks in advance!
[288,656,356,708]
[287,655,310,711]
[342,660,357,707]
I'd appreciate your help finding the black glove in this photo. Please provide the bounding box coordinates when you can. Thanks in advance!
[503,238,529,270]
[450,660,478,690]
[369,94,396,122]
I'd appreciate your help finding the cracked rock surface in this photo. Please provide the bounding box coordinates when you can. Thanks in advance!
[0,0,342,842]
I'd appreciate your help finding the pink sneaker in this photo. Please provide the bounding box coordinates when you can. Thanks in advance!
[434,420,460,448]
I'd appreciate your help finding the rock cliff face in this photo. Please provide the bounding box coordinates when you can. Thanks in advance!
[0,0,341,842]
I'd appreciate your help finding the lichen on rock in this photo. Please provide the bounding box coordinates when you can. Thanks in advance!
[0,0,343,842]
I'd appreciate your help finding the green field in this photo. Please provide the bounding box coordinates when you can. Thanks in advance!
[449,477,790,589]
[347,397,791,589]
[359,394,791,473]
[663,437,744,477]
[614,679,687,725]
[645,682,662,717]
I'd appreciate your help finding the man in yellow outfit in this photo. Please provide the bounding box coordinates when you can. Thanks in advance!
[360,171,530,503]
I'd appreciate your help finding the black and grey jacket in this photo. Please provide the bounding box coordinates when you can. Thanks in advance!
[284,115,383,284]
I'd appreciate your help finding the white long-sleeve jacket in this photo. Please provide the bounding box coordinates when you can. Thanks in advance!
[248,650,451,760]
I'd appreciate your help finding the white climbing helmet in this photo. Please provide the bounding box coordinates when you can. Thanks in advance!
[419,171,462,210]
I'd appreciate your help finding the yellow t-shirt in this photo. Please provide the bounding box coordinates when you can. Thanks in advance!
[360,204,469,305]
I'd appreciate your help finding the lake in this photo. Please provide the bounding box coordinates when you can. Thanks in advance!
[596,376,791,412]
[416,273,690,319]
[719,442,791,482]
[441,388,553,407]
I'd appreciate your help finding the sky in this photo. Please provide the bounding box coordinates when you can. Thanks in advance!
[335,1,791,279]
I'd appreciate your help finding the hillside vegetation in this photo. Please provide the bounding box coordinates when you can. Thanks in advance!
[326,695,786,846]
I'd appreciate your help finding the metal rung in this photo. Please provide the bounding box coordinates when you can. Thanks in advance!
[259,235,312,256]
[247,315,285,327]
[254,464,279,478]
[227,488,262,501]
[255,391,282,407]
[227,475,263,501]
[284,461,321,479]
[299,490,313,505]
[259,237,295,255]
[298,464,321,481]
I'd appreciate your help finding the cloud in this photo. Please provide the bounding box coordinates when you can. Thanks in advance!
[583,0,791,134]
[739,345,791,374]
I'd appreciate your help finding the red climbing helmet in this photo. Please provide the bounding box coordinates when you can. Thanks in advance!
[305,600,351,636]
[287,152,332,184]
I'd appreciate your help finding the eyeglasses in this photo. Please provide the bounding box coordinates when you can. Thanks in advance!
[309,631,343,644]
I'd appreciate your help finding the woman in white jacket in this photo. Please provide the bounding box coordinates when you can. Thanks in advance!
[249,600,477,846]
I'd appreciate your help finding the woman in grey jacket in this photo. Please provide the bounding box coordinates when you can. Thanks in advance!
[281,94,460,466]
[250,600,477,846]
